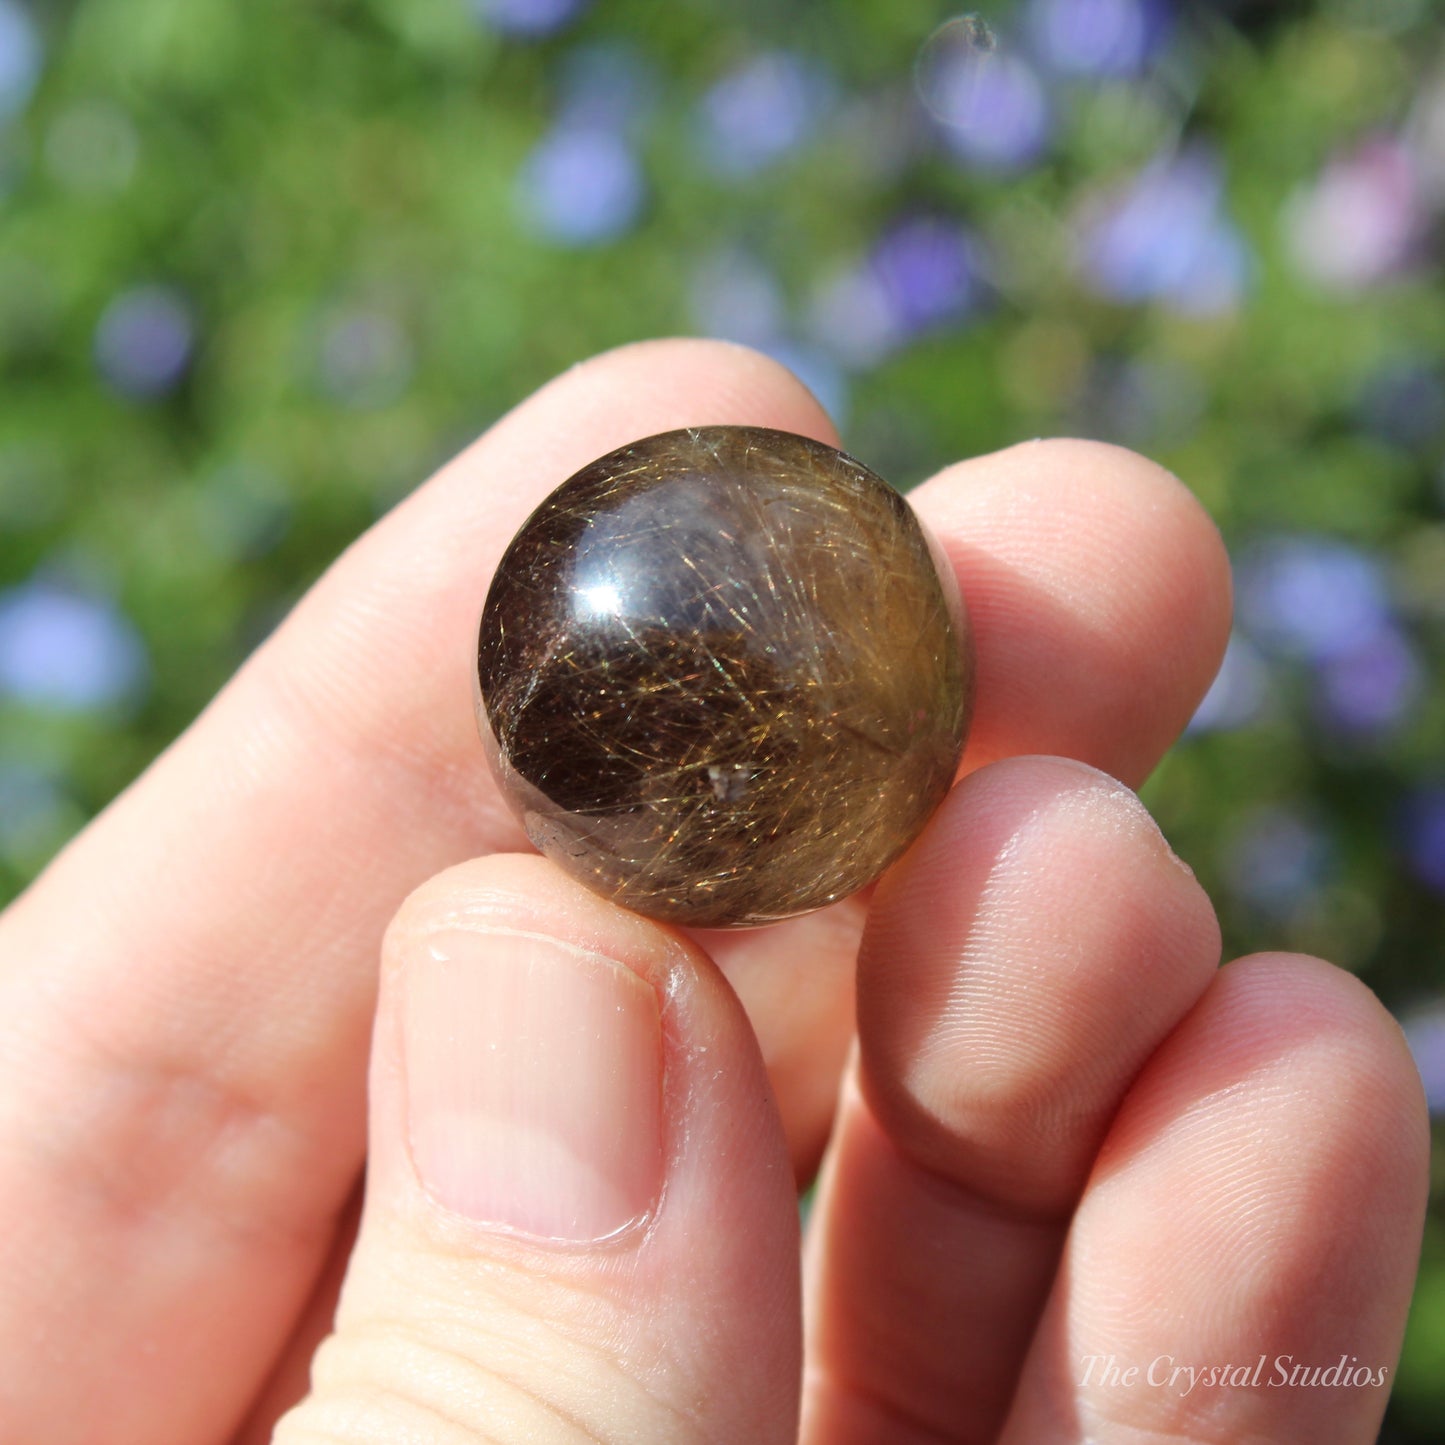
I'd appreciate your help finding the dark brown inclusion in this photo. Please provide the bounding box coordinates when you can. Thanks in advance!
[476,425,971,928]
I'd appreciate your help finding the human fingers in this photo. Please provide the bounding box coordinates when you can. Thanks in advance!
[213,419,1242,1433]
[999,954,1428,1444]
[275,853,801,1445]
[0,338,833,1445]
[911,436,1231,786]
[800,757,1223,1443]
[0,347,1229,1439]
[714,434,1233,1183]
[231,1188,361,1445]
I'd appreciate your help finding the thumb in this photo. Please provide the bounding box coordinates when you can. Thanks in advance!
[275,853,802,1445]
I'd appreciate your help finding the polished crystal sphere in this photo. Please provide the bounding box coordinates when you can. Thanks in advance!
[476,425,971,927]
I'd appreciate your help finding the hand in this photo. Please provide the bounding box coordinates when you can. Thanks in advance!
[0,341,1426,1445]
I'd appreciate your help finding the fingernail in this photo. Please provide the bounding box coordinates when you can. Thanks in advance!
[403,929,664,1241]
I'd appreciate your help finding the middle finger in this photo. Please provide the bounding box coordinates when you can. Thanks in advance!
[801,756,1222,1444]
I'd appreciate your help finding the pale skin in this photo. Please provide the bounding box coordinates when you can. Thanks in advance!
[0,339,1427,1444]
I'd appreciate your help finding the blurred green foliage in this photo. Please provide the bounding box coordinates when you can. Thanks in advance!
[2,0,1444,1435]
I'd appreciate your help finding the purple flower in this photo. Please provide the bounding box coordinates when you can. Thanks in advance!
[807,265,906,370]
[1284,137,1423,291]
[1077,148,1250,314]
[1313,624,1421,734]
[688,249,785,350]
[808,218,981,368]
[1027,0,1171,78]
[1224,806,1332,918]
[699,53,832,176]
[1186,633,1270,734]
[0,581,147,713]
[870,217,981,334]
[1401,1007,1445,1115]
[94,285,195,399]
[1236,537,1420,735]
[470,0,588,39]
[0,0,41,122]
[759,340,849,429]
[1401,789,1445,896]
[517,124,644,246]
[1235,537,1393,665]
[927,48,1050,173]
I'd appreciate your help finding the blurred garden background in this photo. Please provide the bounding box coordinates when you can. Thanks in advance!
[1,0,1443,1434]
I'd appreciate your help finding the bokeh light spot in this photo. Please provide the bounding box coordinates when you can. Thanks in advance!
[1284,137,1423,290]
[1077,147,1250,314]
[94,285,195,400]
[699,52,832,176]
[1187,632,1271,734]
[471,0,589,40]
[0,580,148,713]
[1236,536,1393,664]
[918,19,1049,172]
[0,0,41,122]
[518,124,644,246]
[1027,0,1169,78]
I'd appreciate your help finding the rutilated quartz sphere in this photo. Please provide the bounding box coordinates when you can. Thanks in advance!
[475,425,971,928]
